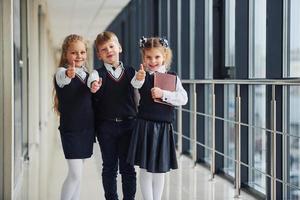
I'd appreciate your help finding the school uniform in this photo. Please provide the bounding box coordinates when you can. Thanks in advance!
[127,66,188,173]
[55,66,95,159]
[90,62,137,200]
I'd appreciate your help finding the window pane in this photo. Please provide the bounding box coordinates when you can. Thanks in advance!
[204,0,213,164]
[249,0,266,78]
[225,0,235,67]
[224,84,235,177]
[289,0,300,77]
[286,0,300,198]
[205,0,213,79]
[223,0,236,177]
[249,85,267,194]
[248,0,267,194]
[204,85,212,163]
[288,86,300,199]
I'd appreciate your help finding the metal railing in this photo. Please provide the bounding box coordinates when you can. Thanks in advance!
[175,79,300,200]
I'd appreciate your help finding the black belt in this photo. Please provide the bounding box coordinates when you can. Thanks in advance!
[106,116,135,122]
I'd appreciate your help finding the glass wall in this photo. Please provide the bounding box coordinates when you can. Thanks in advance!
[204,0,213,164]
[288,0,300,77]
[248,86,266,194]
[287,86,300,199]
[248,0,267,194]
[249,0,266,78]
[204,85,212,163]
[225,0,235,69]
[204,0,213,79]
[107,0,300,198]
[224,84,235,177]
[223,0,236,177]
[285,1,300,199]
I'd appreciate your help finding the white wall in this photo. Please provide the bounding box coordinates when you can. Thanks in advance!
[26,0,59,199]
[0,0,4,197]
[1,0,14,199]
[0,0,97,198]
[0,0,60,199]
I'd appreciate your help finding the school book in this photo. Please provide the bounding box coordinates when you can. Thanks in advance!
[153,72,176,106]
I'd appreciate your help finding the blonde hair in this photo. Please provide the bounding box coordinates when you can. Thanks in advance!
[94,31,120,51]
[58,34,87,67]
[54,34,87,115]
[140,37,173,70]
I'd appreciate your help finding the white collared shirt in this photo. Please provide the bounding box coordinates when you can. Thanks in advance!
[131,65,188,106]
[87,62,124,88]
[55,66,88,88]
[104,62,124,79]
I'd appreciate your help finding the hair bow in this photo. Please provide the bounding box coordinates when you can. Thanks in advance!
[139,36,147,48]
[159,37,169,47]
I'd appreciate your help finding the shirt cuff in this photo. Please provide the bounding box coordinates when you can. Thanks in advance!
[55,68,72,88]
[87,70,99,88]
[162,90,171,102]
[131,76,144,89]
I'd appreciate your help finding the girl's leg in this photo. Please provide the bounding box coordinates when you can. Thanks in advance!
[61,159,84,200]
[70,183,80,200]
[139,169,153,200]
[152,173,165,200]
[71,159,86,200]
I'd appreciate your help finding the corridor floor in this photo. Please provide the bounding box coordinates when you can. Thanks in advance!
[48,137,257,200]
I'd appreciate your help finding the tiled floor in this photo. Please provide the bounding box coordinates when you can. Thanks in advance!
[48,139,258,200]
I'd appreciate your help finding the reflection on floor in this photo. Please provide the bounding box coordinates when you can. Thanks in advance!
[48,139,257,200]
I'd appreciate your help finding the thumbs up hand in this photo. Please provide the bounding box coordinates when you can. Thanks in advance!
[136,64,146,81]
[66,61,76,78]
[91,78,102,93]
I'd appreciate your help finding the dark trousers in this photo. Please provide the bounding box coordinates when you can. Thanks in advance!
[97,119,136,200]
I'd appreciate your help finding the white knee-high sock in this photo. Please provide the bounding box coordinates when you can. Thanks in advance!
[61,159,84,200]
[140,169,153,200]
[71,159,85,200]
[152,173,165,200]
[71,183,80,200]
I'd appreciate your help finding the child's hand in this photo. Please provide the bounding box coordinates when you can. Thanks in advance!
[136,64,146,81]
[151,87,163,99]
[91,78,102,93]
[66,61,76,78]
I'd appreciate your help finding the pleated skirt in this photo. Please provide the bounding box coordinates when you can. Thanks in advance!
[60,128,95,159]
[127,119,178,173]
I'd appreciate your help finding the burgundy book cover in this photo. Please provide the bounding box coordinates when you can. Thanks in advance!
[153,72,176,106]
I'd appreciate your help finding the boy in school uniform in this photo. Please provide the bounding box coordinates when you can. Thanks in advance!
[88,31,137,200]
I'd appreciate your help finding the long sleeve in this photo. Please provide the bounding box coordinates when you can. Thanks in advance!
[161,76,188,106]
[87,70,99,88]
[55,67,71,88]
[131,72,145,89]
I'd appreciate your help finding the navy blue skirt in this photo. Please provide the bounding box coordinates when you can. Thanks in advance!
[127,119,178,173]
[60,129,95,159]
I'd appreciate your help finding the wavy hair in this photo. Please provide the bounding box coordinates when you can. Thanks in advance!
[53,34,87,115]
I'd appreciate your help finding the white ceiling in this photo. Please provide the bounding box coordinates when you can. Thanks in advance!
[46,0,130,49]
